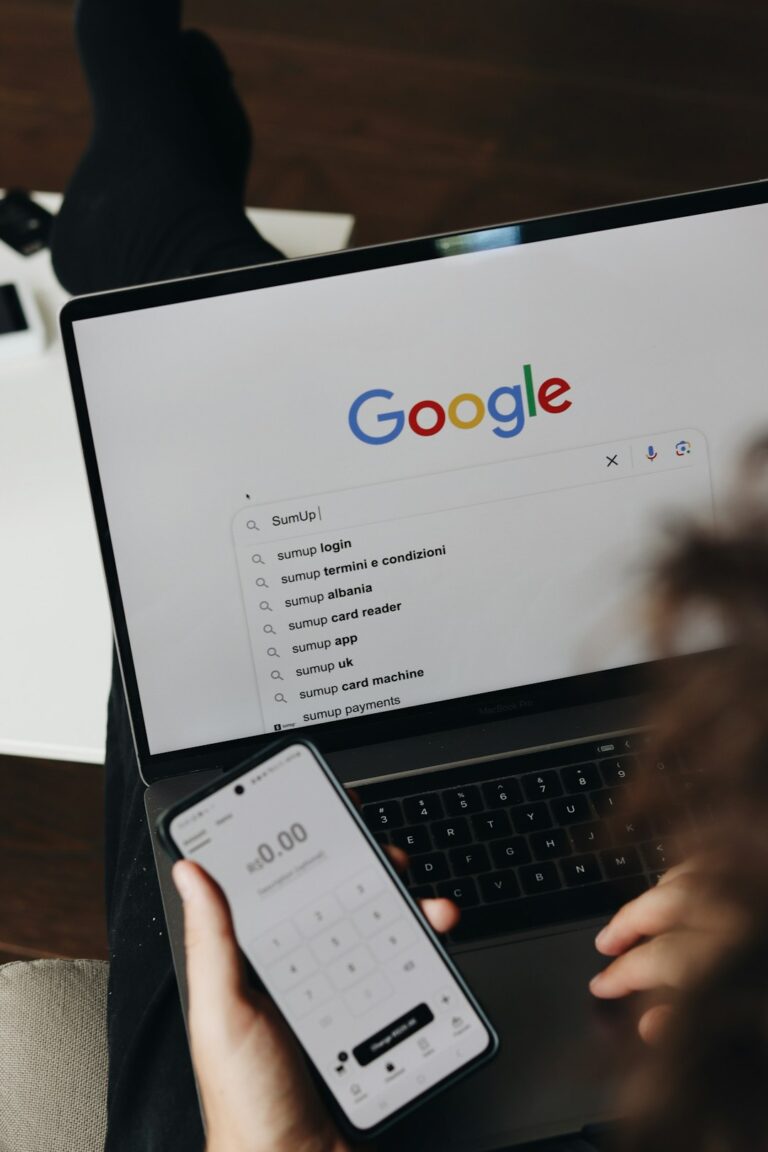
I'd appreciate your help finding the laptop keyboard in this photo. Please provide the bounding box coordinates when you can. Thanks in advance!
[356,733,680,944]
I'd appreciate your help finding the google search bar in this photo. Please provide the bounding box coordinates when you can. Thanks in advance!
[233,430,704,546]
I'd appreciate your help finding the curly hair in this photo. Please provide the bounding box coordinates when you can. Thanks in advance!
[622,437,768,1152]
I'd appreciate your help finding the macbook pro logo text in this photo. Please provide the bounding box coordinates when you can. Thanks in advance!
[348,365,573,445]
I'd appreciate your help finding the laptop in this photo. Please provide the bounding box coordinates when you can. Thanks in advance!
[61,179,768,1150]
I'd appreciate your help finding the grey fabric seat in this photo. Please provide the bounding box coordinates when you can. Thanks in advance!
[0,959,109,1152]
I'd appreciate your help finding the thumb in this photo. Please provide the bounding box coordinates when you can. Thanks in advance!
[173,859,246,1019]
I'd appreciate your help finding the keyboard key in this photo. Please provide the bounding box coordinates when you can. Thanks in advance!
[437,877,481,908]
[482,777,522,807]
[559,762,601,792]
[409,852,450,883]
[530,828,571,860]
[551,794,592,825]
[600,847,643,879]
[667,775,699,801]
[361,800,403,830]
[478,870,520,903]
[449,876,648,942]
[403,793,444,822]
[449,844,491,875]
[489,836,531,869]
[650,808,688,835]
[519,862,562,895]
[618,734,644,754]
[522,770,562,801]
[590,788,626,817]
[611,817,650,845]
[443,786,483,815]
[432,817,471,847]
[408,883,435,901]
[510,802,552,833]
[640,839,677,871]
[647,755,678,776]
[599,756,636,786]
[390,825,432,854]
[561,853,602,886]
[471,810,512,840]
[568,821,605,853]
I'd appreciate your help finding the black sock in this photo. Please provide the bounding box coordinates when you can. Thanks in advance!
[51,0,281,295]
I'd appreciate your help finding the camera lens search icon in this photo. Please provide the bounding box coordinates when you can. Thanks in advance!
[259,600,272,612]
[263,624,276,635]
[274,693,287,704]
[246,520,259,530]
[255,577,268,588]
[251,554,264,565]
[271,670,284,681]
[267,647,280,658]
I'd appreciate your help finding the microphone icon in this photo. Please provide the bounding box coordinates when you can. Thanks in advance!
[646,445,658,461]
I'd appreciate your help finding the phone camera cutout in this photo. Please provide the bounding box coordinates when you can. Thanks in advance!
[234,784,245,796]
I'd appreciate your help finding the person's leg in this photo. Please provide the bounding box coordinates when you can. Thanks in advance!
[52,4,284,1150]
[51,0,282,295]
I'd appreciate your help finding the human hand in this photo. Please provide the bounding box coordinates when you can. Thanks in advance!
[173,850,459,1152]
[589,860,744,1043]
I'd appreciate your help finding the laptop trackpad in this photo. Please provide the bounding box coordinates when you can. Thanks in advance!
[380,925,635,1152]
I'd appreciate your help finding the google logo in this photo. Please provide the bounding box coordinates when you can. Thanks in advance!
[348,365,573,445]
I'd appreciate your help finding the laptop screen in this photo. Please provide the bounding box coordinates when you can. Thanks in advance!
[68,191,768,761]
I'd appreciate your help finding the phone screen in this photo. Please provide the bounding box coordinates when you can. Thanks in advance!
[168,742,495,1132]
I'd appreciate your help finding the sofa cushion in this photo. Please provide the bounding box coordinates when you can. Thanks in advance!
[0,959,109,1152]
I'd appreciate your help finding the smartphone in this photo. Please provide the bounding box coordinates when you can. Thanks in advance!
[158,738,498,1140]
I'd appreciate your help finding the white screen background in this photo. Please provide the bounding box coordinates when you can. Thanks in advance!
[73,203,768,753]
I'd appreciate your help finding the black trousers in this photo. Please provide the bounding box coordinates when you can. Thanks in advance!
[52,56,609,1152]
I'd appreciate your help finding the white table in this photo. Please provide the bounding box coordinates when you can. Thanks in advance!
[0,193,354,763]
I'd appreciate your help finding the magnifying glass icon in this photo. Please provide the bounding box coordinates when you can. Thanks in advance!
[246,520,259,530]
[267,647,280,658]
[263,624,276,635]
[259,600,272,612]
[255,577,268,588]
[271,670,284,681]
[251,554,264,565]
[274,693,287,704]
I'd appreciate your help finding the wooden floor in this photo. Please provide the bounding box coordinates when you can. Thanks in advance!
[0,0,766,962]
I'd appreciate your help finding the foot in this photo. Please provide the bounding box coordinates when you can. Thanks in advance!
[51,6,260,294]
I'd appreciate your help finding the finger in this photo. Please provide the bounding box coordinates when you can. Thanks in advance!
[590,931,690,999]
[420,897,460,934]
[385,844,409,874]
[173,860,246,1013]
[656,858,699,887]
[595,877,695,957]
[637,1002,674,1045]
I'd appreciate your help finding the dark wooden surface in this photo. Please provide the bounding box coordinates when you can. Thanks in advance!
[0,757,107,962]
[0,0,766,961]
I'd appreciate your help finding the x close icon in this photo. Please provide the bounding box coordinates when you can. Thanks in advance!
[606,454,618,468]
